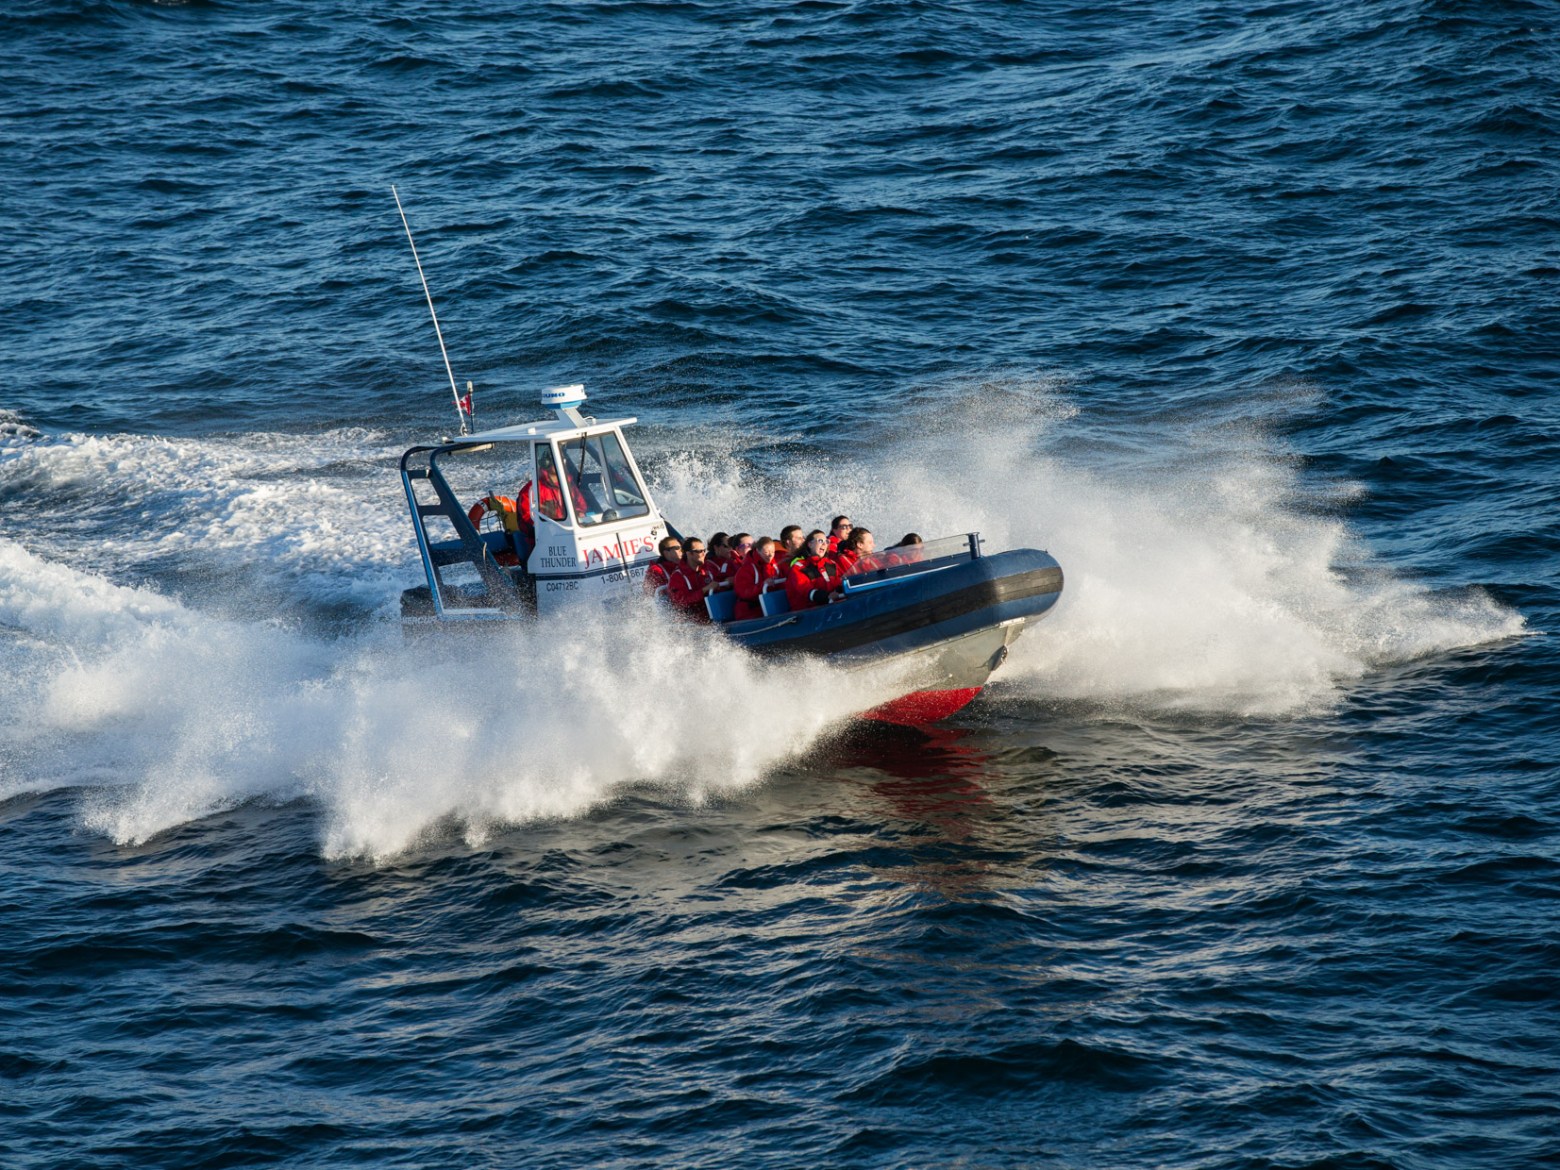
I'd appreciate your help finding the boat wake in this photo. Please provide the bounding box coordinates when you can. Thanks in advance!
[0,381,1526,854]
[0,540,891,857]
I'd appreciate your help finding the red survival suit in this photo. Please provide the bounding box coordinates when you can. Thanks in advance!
[644,557,676,596]
[667,558,711,619]
[532,468,586,523]
[832,547,882,577]
[785,554,841,611]
[732,555,784,620]
[705,551,741,592]
[510,471,589,560]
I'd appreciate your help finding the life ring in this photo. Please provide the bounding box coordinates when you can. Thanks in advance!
[468,494,518,533]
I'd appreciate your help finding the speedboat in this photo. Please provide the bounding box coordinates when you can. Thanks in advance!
[398,384,1063,725]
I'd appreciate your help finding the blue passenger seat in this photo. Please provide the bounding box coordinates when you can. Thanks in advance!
[759,590,791,617]
[705,591,738,623]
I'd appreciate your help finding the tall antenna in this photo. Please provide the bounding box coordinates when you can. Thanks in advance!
[391,185,469,435]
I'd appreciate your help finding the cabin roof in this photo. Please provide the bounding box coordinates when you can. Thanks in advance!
[449,415,639,446]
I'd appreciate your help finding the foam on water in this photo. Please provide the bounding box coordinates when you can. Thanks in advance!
[0,539,890,858]
[4,2,1554,1159]
[649,380,1525,717]
[0,386,1525,854]
[0,426,415,612]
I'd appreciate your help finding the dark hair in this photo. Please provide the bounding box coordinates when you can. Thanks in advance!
[709,531,730,551]
[754,536,775,552]
[806,529,827,542]
[731,532,751,546]
[779,524,802,542]
[895,533,922,546]
[844,527,871,551]
[831,515,851,530]
[658,535,681,554]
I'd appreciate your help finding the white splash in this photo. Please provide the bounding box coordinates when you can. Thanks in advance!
[0,427,415,610]
[0,384,1527,855]
[0,541,888,859]
[648,378,1525,717]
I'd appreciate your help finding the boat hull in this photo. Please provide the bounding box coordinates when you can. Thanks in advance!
[729,548,1063,726]
[854,610,1031,725]
[401,547,1063,726]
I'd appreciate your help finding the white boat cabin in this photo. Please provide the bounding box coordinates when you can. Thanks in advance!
[400,384,670,620]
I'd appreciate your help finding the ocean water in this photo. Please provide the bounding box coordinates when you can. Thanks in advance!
[1,1,1556,1166]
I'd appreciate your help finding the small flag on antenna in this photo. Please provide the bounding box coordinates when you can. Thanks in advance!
[459,382,474,420]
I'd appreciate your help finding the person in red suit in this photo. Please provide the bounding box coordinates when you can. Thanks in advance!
[668,537,714,618]
[777,525,806,566]
[882,533,924,566]
[786,530,843,611]
[516,486,534,538]
[732,536,784,620]
[537,464,588,521]
[826,516,852,553]
[705,532,741,591]
[643,536,684,595]
[832,527,877,576]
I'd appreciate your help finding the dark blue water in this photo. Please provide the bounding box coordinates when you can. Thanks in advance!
[2,1,1556,1166]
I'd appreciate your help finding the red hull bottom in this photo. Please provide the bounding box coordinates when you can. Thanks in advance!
[861,686,982,726]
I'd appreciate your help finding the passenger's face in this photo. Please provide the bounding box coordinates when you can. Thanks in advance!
[858,532,875,554]
[807,534,828,555]
[662,543,683,562]
[687,543,707,564]
[754,544,773,562]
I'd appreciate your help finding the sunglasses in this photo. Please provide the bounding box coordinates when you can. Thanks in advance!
[688,547,707,555]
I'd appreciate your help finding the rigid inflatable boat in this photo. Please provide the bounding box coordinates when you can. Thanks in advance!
[398,384,1063,724]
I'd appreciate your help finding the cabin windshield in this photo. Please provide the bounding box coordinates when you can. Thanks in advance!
[559,431,650,526]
